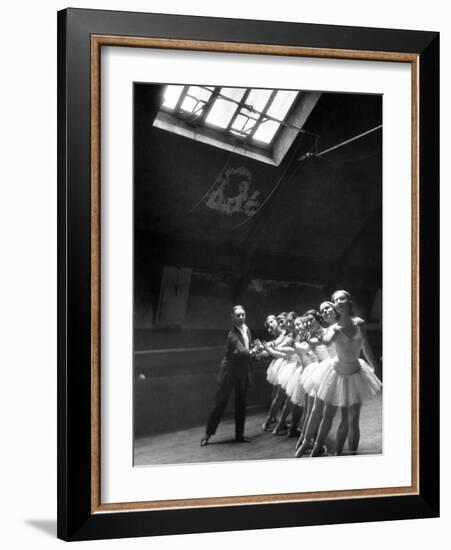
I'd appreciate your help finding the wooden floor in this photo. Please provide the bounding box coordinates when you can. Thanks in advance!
[134,393,382,466]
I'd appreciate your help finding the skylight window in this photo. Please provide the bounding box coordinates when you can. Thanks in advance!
[205,88,246,129]
[254,90,298,144]
[154,84,321,166]
[245,88,273,112]
[160,85,298,146]
[180,86,214,115]
[162,85,184,110]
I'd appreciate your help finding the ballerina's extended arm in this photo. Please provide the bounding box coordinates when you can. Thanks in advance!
[317,324,341,346]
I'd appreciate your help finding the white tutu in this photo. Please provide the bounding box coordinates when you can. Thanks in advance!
[316,358,382,407]
[266,357,284,385]
[277,356,299,390]
[286,366,306,406]
[314,344,330,362]
[300,361,329,397]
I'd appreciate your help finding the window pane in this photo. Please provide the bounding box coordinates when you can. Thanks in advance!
[205,88,245,128]
[180,95,199,113]
[220,87,246,100]
[162,85,185,109]
[230,114,248,134]
[180,86,213,113]
[266,90,298,120]
[252,120,280,144]
[233,114,247,130]
[229,89,272,138]
[244,89,273,114]
[189,86,214,102]
[230,113,258,136]
[206,99,238,128]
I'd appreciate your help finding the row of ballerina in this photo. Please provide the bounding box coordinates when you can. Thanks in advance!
[252,290,382,458]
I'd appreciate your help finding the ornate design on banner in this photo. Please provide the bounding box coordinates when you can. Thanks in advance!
[205,166,261,217]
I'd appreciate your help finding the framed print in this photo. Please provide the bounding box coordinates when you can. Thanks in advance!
[57,8,439,541]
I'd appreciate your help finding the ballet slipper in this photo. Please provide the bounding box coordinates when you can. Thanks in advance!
[295,440,310,458]
[310,443,328,457]
[261,417,276,431]
[310,443,323,457]
[272,423,287,435]
[295,433,304,450]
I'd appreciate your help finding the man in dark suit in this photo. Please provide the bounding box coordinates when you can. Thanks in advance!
[200,305,255,446]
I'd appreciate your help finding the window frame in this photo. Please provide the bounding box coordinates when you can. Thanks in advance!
[156,85,321,165]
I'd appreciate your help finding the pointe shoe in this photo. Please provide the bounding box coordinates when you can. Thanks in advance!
[295,440,310,458]
[310,444,328,457]
[261,418,275,431]
[295,434,304,450]
[310,443,322,457]
[272,423,287,435]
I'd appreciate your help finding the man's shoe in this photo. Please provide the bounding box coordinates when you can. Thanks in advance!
[200,436,210,447]
[235,436,251,443]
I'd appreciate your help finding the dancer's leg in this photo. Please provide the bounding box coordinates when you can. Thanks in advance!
[335,407,349,455]
[310,404,338,457]
[296,395,312,449]
[289,404,303,437]
[348,403,362,454]
[262,385,285,430]
[273,397,291,434]
[295,398,325,457]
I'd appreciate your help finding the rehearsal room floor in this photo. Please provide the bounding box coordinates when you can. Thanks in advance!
[134,393,382,466]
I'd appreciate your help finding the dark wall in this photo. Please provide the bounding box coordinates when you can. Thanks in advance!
[134,354,271,438]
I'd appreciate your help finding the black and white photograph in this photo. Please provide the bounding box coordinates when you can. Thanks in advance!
[0,0,445,545]
[133,83,383,466]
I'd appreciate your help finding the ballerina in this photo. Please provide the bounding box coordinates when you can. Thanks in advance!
[261,314,282,384]
[318,300,352,455]
[297,290,382,458]
[261,313,289,431]
[259,314,286,431]
[294,310,328,450]
[284,317,316,437]
[274,316,305,437]
[271,311,300,434]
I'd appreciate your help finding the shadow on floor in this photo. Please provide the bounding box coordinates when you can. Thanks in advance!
[25,519,57,538]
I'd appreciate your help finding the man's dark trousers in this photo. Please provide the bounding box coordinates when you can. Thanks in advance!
[205,324,252,439]
[206,375,249,439]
